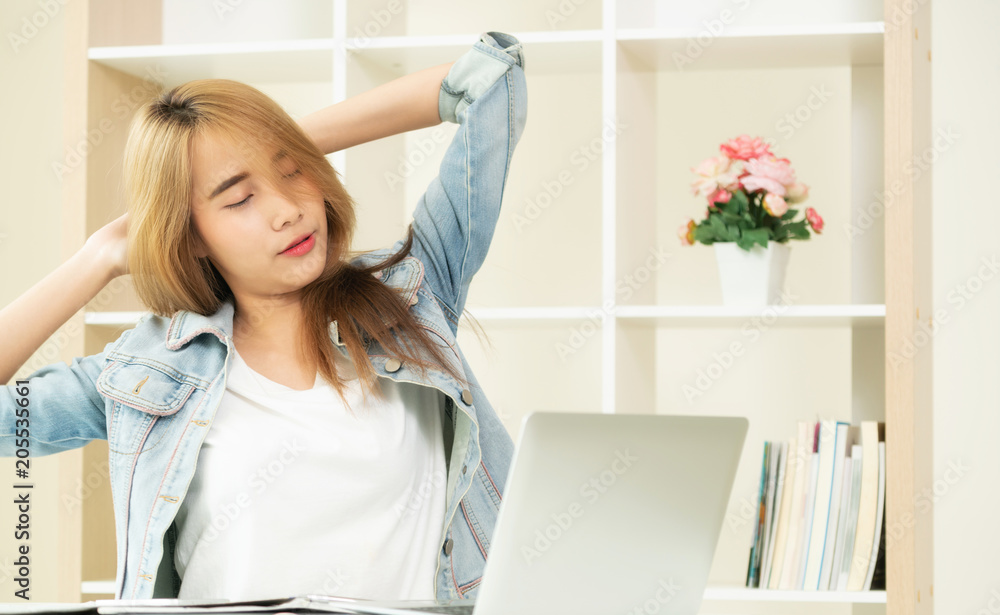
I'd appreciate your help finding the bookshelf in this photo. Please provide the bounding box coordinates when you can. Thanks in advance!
[66,0,927,613]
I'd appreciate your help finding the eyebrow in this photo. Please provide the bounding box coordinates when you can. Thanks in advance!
[208,149,288,200]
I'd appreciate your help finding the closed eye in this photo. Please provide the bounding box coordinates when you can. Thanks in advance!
[226,195,250,209]
[225,169,302,209]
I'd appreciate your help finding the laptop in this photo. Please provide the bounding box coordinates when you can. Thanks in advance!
[304,411,749,615]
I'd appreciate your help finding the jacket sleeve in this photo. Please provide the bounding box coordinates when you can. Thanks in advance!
[0,347,112,457]
[403,30,528,333]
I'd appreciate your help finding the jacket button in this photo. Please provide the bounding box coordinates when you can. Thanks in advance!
[385,358,402,373]
[462,464,468,475]
[443,538,454,556]
[461,389,473,405]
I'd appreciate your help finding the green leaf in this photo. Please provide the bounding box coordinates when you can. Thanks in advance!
[781,208,799,221]
[783,220,811,240]
[718,198,738,216]
[693,223,717,244]
[729,190,749,215]
[720,211,744,225]
[742,228,770,249]
[709,214,730,240]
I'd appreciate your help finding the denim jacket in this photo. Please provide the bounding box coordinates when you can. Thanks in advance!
[0,31,526,601]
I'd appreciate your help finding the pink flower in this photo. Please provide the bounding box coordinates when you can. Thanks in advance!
[741,156,796,196]
[691,155,743,199]
[677,218,696,246]
[720,135,773,161]
[785,182,810,203]
[806,207,824,234]
[763,193,788,217]
[708,188,731,205]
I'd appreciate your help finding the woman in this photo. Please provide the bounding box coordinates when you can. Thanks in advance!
[0,31,526,602]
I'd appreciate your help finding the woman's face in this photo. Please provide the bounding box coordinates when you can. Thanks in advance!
[189,131,329,302]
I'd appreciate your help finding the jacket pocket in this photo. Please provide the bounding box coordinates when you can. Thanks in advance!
[97,360,196,416]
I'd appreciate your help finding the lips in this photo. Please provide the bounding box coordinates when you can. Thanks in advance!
[281,232,313,254]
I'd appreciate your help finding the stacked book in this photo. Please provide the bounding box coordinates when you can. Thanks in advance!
[744,420,886,591]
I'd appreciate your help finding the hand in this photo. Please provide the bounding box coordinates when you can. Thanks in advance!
[84,211,130,279]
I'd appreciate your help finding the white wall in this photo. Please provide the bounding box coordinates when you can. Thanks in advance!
[930,0,1000,611]
[161,0,331,43]
[617,0,882,29]
[0,0,81,602]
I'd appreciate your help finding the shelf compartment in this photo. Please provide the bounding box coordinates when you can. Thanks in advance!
[616,304,885,327]
[88,32,604,89]
[457,319,603,442]
[614,42,881,306]
[90,0,334,48]
[615,0,883,31]
[345,0,603,37]
[617,22,884,71]
[89,39,336,87]
[346,32,602,76]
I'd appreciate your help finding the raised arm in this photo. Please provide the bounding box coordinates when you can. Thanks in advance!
[297,61,455,155]
[299,31,528,333]
[0,213,126,384]
[0,213,128,456]
[404,31,528,331]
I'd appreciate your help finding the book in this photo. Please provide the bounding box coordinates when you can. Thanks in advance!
[778,421,814,589]
[753,441,780,587]
[760,441,787,588]
[817,422,853,590]
[758,419,886,593]
[765,436,797,589]
[864,435,887,590]
[803,420,849,590]
[753,441,776,586]
[827,454,854,588]
[746,441,770,587]
[795,448,819,589]
[752,442,777,587]
[847,421,884,590]
[868,499,888,591]
[836,444,865,590]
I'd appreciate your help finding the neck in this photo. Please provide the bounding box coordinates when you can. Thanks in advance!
[231,293,305,349]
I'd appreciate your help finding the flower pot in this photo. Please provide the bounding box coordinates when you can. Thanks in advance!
[713,241,790,306]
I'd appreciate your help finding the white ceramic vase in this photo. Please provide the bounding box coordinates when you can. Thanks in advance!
[713,241,791,307]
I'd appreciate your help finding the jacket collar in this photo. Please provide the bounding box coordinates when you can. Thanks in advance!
[164,252,424,351]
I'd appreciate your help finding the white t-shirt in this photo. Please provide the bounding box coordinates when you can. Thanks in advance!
[173,345,448,601]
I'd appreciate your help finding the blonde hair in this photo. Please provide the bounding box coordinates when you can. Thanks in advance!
[122,78,463,407]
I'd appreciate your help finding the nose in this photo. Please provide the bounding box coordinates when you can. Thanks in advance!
[267,188,303,231]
